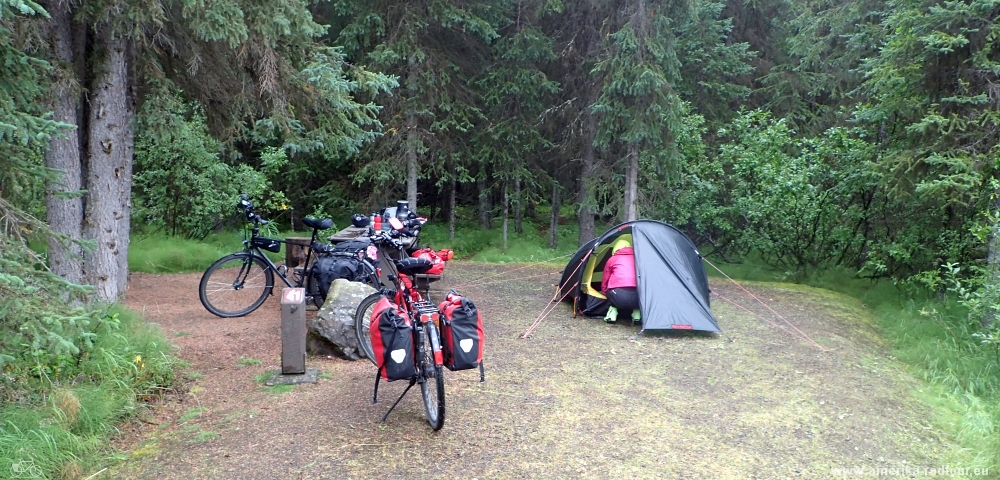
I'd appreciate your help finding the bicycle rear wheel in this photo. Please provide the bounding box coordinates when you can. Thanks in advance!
[420,325,445,431]
[354,292,382,365]
[199,253,273,317]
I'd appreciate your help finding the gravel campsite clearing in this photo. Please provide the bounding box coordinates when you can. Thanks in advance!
[109,261,963,479]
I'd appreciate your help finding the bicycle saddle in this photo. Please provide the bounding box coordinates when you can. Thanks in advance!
[303,217,333,230]
[395,257,433,276]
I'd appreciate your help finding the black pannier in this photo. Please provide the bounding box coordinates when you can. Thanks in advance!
[312,254,365,302]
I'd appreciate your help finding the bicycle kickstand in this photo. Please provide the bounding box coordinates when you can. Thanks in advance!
[380,377,418,422]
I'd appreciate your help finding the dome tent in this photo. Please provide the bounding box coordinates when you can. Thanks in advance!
[558,220,721,333]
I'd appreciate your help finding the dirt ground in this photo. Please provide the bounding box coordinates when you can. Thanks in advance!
[106,261,964,479]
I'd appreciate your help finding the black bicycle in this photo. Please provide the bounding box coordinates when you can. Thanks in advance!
[198,195,379,317]
[355,233,445,430]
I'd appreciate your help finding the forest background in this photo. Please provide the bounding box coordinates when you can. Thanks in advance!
[4,0,1000,476]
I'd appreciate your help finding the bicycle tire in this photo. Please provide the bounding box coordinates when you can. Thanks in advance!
[420,324,445,431]
[354,291,382,365]
[199,253,273,317]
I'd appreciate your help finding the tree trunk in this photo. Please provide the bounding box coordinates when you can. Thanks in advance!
[406,126,418,213]
[406,54,419,213]
[448,177,456,240]
[578,110,597,246]
[549,180,560,249]
[985,192,1000,328]
[478,174,492,229]
[83,29,134,301]
[43,0,84,285]
[624,143,639,222]
[502,186,510,251]
[514,176,522,234]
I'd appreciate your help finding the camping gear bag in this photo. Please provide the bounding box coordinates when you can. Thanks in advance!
[312,253,369,300]
[369,297,415,382]
[411,247,446,275]
[438,292,485,380]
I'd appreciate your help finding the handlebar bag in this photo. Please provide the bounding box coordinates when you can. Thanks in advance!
[438,294,485,376]
[369,297,415,382]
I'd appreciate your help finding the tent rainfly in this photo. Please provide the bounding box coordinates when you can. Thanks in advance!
[558,220,721,333]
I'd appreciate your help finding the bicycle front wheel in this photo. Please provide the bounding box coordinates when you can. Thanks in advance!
[199,253,273,317]
[354,292,382,365]
[420,325,445,431]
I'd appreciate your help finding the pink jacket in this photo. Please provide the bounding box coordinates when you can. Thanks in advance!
[601,247,636,292]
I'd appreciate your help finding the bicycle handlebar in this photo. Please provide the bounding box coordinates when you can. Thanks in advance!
[238,194,268,226]
[369,230,402,249]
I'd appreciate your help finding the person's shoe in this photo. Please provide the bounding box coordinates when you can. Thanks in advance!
[631,310,641,322]
[604,306,618,323]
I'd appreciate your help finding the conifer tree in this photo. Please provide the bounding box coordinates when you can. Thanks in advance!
[334,0,498,214]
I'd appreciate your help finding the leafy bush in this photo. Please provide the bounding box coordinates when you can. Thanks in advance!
[672,110,876,271]
[133,88,287,240]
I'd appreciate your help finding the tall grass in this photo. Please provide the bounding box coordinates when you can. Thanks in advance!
[0,306,176,479]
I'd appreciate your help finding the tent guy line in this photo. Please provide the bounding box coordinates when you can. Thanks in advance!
[448,251,574,291]
[703,258,828,352]
[711,290,825,351]
[520,251,593,339]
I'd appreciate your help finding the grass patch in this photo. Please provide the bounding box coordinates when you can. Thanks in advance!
[0,305,176,480]
[265,385,295,394]
[419,215,580,263]
[238,356,263,367]
[177,407,207,424]
[189,431,219,444]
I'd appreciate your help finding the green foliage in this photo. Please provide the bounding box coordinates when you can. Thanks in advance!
[0,3,72,221]
[128,233,238,273]
[0,239,176,478]
[716,111,877,270]
[418,209,579,262]
[683,110,876,270]
[133,88,284,240]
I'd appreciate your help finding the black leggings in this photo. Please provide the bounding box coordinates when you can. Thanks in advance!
[607,287,639,311]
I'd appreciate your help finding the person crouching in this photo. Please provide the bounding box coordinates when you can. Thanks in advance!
[601,238,640,324]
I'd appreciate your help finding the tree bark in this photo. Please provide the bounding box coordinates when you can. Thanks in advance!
[478,174,492,229]
[549,180,560,249]
[43,0,84,285]
[502,186,510,251]
[514,176,522,234]
[448,177,456,240]
[624,143,639,222]
[985,193,1000,328]
[578,110,597,246]
[83,28,134,301]
[406,53,419,213]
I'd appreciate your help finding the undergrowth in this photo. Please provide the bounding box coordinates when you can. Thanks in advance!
[1,237,176,479]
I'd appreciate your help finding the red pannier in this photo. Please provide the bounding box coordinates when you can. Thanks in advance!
[438,292,485,381]
[369,297,415,382]
[412,248,450,275]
